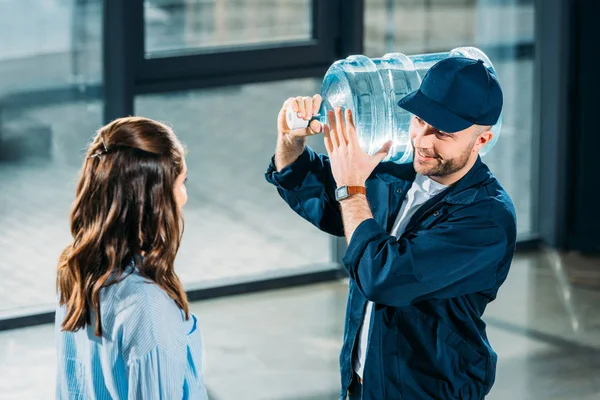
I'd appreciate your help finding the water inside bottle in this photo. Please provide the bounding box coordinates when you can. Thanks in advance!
[314,47,502,164]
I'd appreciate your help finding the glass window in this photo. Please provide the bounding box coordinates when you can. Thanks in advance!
[145,0,313,57]
[0,0,103,316]
[364,0,536,237]
[135,79,333,288]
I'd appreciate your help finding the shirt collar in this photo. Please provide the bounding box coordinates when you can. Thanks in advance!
[414,173,448,195]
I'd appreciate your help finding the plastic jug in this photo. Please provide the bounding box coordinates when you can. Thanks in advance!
[286,47,502,164]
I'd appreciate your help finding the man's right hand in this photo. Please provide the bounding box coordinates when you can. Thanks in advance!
[277,95,323,142]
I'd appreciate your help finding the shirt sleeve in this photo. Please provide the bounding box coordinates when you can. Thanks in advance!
[265,146,344,236]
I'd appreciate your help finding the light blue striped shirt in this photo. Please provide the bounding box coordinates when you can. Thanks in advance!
[55,265,208,400]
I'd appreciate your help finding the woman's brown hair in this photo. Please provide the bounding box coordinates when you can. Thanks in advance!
[57,116,189,336]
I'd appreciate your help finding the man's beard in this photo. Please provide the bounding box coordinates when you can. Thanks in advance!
[413,142,475,177]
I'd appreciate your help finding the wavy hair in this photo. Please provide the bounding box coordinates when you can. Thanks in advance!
[57,116,189,336]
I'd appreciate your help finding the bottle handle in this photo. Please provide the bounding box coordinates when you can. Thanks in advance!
[285,107,311,130]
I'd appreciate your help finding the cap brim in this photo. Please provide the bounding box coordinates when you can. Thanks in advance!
[397,90,473,133]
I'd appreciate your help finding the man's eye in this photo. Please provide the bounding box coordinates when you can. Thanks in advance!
[184,177,188,184]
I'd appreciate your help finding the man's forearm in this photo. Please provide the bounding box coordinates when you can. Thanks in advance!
[274,135,306,172]
[339,194,374,244]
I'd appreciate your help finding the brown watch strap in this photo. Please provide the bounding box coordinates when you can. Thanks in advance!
[347,186,367,196]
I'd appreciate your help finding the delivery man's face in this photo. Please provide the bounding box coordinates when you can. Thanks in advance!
[409,115,492,178]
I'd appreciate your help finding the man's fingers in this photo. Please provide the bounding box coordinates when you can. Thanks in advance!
[373,141,393,163]
[312,94,322,115]
[303,97,313,120]
[278,98,297,132]
[280,96,324,137]
[277,106,288,131]
[335,107,348,145]
[285,97,298,113]
[295,96,306,119]
[323,123,333,154]
[309,119,322,134]
[327,110,339,148]
[345,109,359,147]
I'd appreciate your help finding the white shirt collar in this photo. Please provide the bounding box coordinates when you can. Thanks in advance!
[414,173,448,195]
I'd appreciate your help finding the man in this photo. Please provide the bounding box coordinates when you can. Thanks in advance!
[265,57,517,399]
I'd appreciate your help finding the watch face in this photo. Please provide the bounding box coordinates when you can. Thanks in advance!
[336,186,349,200]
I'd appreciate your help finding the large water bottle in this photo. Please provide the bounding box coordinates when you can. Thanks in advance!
[286,47,502,164]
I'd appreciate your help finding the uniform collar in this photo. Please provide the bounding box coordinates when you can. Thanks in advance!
[374,156,492,205]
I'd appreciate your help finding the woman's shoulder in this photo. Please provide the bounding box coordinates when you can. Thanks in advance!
[105,270,181,316]
[102,270,187,335]
[105,268,154,295]
[102,271,192,362]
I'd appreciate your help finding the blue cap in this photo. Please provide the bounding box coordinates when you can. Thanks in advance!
[397,57,503,133]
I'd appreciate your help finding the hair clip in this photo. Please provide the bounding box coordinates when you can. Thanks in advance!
[87,137,109,159]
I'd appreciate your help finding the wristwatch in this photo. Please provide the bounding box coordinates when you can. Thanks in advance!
[335,185,367,201]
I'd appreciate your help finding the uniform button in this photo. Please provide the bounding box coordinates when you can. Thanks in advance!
[397,188,403,193]
[433,210,440,216]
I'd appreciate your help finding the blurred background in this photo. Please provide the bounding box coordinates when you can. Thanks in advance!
[0,0,599,399]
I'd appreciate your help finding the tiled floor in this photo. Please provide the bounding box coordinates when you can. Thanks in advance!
[1,251,600,400]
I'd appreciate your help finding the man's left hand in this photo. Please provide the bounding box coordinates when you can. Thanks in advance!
[324,107,392,187]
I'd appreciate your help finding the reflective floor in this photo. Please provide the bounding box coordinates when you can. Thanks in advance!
[1,250,599,399]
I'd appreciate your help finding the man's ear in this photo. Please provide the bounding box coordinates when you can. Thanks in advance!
[474,129,493,151]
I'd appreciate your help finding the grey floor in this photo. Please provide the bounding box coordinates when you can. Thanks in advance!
[1,250,600,399]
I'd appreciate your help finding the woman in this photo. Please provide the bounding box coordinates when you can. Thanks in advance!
[55,117,208,399]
